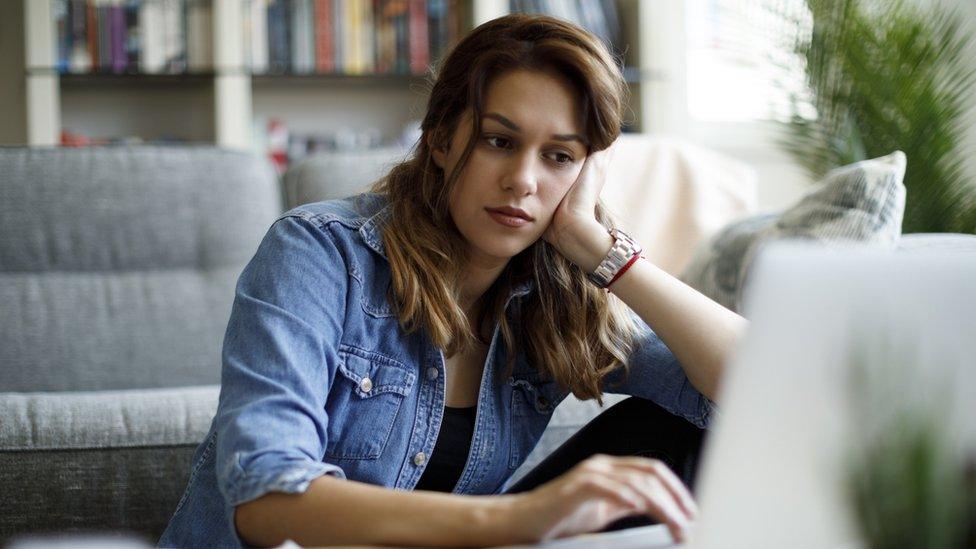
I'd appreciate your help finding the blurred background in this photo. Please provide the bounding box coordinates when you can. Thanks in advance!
[1,3,975,546]
[0,0,974,222]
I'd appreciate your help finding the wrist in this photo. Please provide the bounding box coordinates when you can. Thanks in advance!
[486,493,539,545]
[556,219,614,273]
[587,228,643,289]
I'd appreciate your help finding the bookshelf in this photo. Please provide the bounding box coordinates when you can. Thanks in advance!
[9,0,661,157]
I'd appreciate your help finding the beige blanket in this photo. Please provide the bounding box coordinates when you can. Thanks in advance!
[601,134,758,275]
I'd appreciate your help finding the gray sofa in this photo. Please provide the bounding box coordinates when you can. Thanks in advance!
[0,147,280,544]
[3,145,975,545]
[0,145,599,545]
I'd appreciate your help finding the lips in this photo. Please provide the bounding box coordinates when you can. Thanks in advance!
[485,206,534,221]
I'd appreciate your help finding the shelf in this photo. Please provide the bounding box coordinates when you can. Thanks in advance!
[59,83,215,144]
[58,72,218,87]
[10,0,655,148]
[251,72,430,88]
[46,68,656,86]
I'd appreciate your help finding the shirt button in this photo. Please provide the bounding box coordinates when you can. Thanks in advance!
[359,377,373,393]
[413,452,426,466]
[426,367,439,380]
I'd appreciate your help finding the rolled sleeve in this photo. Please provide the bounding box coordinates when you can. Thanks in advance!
[603,315,718,429]
[213,214,349,507]
[222,455,346,507]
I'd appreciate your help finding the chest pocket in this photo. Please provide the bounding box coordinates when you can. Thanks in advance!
[325,345,416,460]
[508,373,567,469]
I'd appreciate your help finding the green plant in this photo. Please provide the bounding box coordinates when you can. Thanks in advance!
[781,0,976,234]
[844,341,975,548]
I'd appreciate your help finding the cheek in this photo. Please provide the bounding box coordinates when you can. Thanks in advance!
[547,170,579,201]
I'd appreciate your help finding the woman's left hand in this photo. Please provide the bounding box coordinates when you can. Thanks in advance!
[543,145,616,271]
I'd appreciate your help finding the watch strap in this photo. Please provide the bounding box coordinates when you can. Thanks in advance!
[586,228,642,289]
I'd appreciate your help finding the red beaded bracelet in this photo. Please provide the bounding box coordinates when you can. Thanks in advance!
[606,253,644,291]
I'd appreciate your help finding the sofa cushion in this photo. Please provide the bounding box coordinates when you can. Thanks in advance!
[0,146,282,391]
[680,151,907,312]
[0,386,218,543]
[0,147,279,272]
[282,146,408,208]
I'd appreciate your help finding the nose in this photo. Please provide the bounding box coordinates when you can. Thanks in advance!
[502,152,538,196]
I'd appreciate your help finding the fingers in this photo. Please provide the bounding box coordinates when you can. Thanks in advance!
[601,468,690,543]
[608,456,699,519]
[575,475,642,516]
[575,455,697,542]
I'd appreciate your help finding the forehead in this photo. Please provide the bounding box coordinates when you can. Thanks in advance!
[482,69,584,134]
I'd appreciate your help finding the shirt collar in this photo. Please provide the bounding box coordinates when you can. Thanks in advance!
[358,202,391,259]
[358,200,535,301]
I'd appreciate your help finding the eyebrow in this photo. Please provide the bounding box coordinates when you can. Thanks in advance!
[483,112,587,145]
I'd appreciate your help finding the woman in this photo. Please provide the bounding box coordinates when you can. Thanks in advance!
[159,13,746,548]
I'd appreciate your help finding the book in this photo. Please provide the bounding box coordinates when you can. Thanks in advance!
[139,0,167,73]
[393,0,408,73]
[54,0,70,73]
[249,0,270,74]
[426,0,446,68]
[267,0,291,73]
[110,0,126,73]
[407,0,427,74]
[68,0,92,72]
[360,0,375,73]
[124,0,140,72]
[344,0,361,74]
[53,0,467,78]
[86,0,99,71]
[333,0,344,72]
[314,0,334,72]
[96,0,110,71]
[374,0,398,74]
[186,0,214,72]
[291,0,315,73]
[161,0,186,73]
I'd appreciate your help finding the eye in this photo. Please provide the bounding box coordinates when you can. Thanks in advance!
[548,151,575,165]
[482,134,576,165]
[484,135,513,150]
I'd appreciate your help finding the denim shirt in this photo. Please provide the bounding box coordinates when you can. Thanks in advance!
[158,193,715,548]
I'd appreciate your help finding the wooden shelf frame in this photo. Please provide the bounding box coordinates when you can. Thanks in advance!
[12,0,662,149]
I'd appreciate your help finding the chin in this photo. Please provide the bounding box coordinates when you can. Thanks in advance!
[470,238,533,263]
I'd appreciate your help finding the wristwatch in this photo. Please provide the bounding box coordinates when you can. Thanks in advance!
[586,228,642,289]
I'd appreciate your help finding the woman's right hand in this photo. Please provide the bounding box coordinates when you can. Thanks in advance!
[504,453,699,544]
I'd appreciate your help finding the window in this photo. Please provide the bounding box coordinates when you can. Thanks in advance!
[686,0,814,123]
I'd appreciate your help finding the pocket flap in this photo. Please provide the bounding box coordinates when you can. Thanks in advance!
[337,345,416,398]
[509,376,565,414]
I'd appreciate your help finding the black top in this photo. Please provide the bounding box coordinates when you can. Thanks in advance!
[414,405,477,492]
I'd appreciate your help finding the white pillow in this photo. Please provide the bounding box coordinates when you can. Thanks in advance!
[680,151,907,312]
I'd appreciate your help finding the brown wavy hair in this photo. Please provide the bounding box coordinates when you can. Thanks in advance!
[371,13,638,402]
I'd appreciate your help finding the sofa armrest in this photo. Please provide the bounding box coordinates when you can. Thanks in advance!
[0,386,219,543]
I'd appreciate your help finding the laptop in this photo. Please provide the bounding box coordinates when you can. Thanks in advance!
[507,242,976,548]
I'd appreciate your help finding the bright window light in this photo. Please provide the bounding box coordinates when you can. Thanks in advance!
[687,0,816,123]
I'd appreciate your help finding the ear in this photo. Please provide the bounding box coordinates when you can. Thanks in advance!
[428,133,448,170]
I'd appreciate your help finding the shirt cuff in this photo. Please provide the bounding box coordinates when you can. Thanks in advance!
[222,457,347,508]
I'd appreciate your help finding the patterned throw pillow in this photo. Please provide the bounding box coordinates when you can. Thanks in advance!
[679,151,907,313]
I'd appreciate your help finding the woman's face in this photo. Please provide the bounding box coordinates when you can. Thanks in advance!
[433,69,588,269]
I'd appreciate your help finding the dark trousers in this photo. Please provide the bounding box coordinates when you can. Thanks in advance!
[504,396,708,531]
